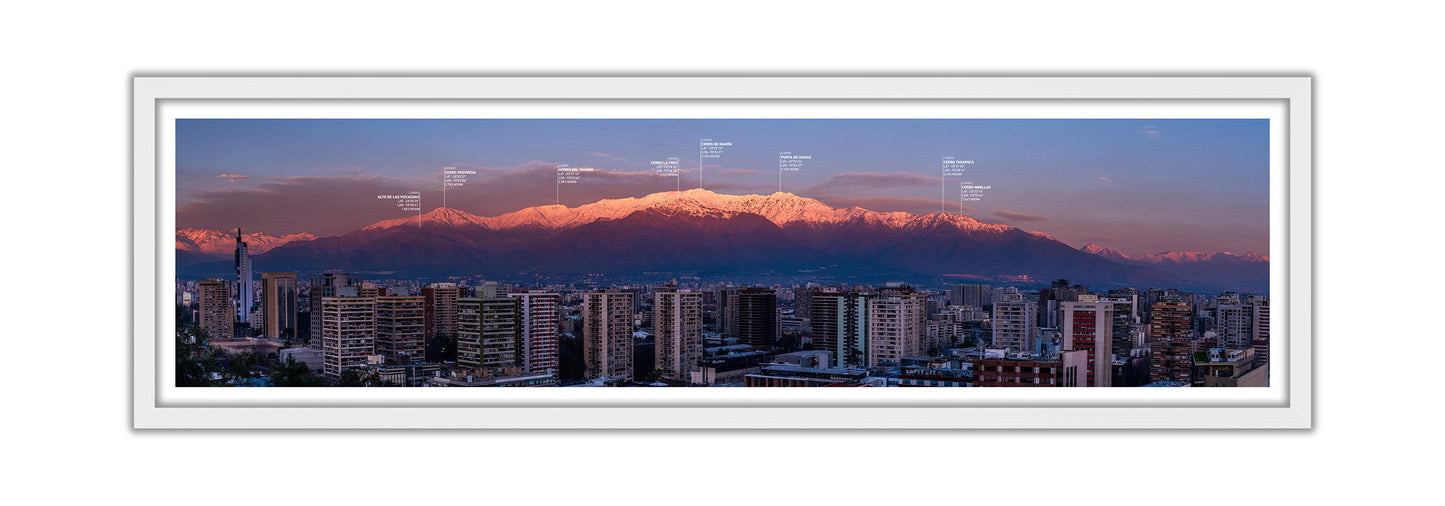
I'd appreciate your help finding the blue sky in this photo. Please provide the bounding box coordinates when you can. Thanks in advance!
[176,118,1270,255]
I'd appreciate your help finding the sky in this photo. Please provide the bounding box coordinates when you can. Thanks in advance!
[176,118,1270,256]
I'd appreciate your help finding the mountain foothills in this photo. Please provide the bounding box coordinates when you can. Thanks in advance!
[176,189,1267,291]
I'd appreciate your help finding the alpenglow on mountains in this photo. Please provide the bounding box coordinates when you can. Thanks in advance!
[176,189,1265,291]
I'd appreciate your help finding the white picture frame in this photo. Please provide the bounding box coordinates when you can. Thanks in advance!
[134,76,1312,429]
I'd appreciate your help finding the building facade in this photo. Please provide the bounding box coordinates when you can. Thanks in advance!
[583,290,634,381]
[308,273,361,341]
[233,229,253,325]
[1150,300,1195,383]
[867,292,927,368]
[1061,297,1114,387]
[198,278,234,340]
[992,300,1039,353]
[654,284,703,382]
[374,293,425,364]
[734,289,778,348]
[510,291,561,376]
[457,297,521,369]
[320,297,376,379]
[260,272,297,340]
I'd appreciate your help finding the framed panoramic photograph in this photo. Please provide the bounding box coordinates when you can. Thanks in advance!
[133,76,1312,429]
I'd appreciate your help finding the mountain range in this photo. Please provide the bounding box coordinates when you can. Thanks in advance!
[1078,243,1269,292]
[176,189,1267,291]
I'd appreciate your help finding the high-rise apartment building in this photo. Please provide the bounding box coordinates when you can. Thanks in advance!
[198,278,234,340]
[1099,294,1138,357]
[260,272,297,340]
[735,289,779,348]
[867,291,927,368]
[793,287,815,320]
[457,297,521,369]
[233,229,253,324]
[1249,296,1270,367]
[321,297,376,379]
[992,300,1039,353]
[716,286,741,335]
[654,283,703,382]
[510,291,561,375]
[583,290,634,381]
[309,273,361,341]
[375,292,425,363]
[809,288,843,365]
[1150,301,1195,383]
[1216,302,1253,349]
[1062,297,1114,387]
[422,282,461,346]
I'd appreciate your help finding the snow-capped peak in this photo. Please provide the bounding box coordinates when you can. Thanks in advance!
[362,207,492,230]
[360,189,1019,235]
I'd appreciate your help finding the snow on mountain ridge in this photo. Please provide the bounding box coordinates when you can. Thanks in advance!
[175,228,318,256]
[1078,243,1269,264]
[362,188,1017,234]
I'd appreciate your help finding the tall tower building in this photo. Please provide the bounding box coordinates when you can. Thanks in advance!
[735,289,779,348]
[654,283,703,382]
[1062,297,1114,387]
[583,290,635,381]
[510,290,561,375]
[1249,296,1270,367]
[457,297,521,369]
[992,300,1039,353]
[1150,301,1195,383]
[198,278,234,340]
[260,272,298,340]
[320,296,376,379]
[867,291,927,368]
[233,228,254,324]
[375,292,425,363]
[309,273,361,341]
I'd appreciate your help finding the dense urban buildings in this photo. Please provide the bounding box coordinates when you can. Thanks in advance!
[177,268,1269,390]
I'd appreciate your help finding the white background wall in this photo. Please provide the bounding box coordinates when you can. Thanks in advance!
[2,1,1436,504]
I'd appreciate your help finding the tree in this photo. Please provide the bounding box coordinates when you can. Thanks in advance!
[224,351,262,385]
[268,356,325,387]
[336,368,393,387]
[176,325,221,387]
